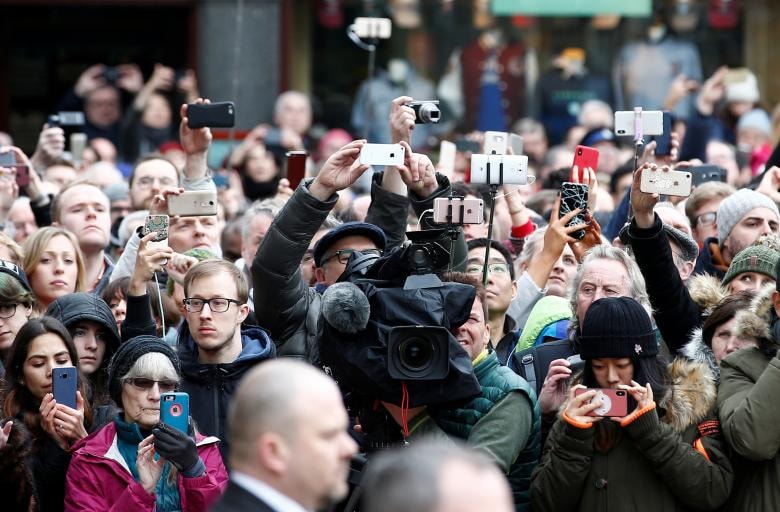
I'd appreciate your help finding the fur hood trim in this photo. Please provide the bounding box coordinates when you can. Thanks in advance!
[687,274,728,315]
[558,359,716,432]
[659,358,717,432]
[734,283,776,351]
[681,327,720,382]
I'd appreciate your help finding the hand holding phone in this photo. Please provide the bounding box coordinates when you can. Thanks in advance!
[572,146,599,180]
[574,387,628,417]
[559,182,589,240]
[359,143,405,166]
[53,367,78,410]
[187,101,235,129]
[143,215,170,250]
[160,392,190,434]
[167,190,218,217]
[639,166,692,197]
[284,151,308,190]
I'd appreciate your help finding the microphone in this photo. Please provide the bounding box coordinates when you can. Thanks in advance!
[322,282,371,334]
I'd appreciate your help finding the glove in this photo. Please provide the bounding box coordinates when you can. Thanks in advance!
[152,423,204,477]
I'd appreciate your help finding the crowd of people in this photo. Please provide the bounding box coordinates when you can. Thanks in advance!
[1,52,780,512]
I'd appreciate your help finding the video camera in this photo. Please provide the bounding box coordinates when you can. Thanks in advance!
[319,230,480,413]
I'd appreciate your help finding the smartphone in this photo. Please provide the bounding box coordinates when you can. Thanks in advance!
[455,137,481,154]
[509,133,524,156]
[15,165,29,187]
[650,112,673,156]
[284,151,308,190]
[470,154,532,185]
[353,17,392,39]
[689,165,727,187]
[575,388,629,417]
[160,392,189,434]
[438,141,456,175]
[168,190,218,217]
[143,215,169,250]
[640,167,692,197]
[559,182,589,240]
[572,146,599,181]
[484,131,508,155]
[614,110,664,137]
[52,366,78,410]
[70,133,87,163]
[432,197,484,225]
[0,152,15,167]
[359,143,405,166]
[47,112,85,128]
[187,101,235,129]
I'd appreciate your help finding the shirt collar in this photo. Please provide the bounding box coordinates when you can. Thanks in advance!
[231,471,311,512]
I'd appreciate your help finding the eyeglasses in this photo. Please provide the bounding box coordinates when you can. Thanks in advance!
[183,297,241,313]
[465,263,510,275]
[321,248,383,265]
[135,176,177,189]
[124,378,178,392]
[0,303,19,319]
[695,212,717,227]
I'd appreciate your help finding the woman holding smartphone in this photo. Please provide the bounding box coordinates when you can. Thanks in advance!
[0,317,91,512]
[64,336,227,511]
[531,297,733,512]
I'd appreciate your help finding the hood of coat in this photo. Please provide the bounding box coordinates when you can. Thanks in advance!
[559,358,716,433]
[733,282,779,355]
[687,273,728,315]
[45,292,121,355]
[659,358,717,433]
[178,323,276,379]
[681,327,720,383]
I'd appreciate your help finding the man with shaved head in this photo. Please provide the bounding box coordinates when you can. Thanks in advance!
[210,360,358,512]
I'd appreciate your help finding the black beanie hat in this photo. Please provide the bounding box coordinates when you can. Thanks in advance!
[579,297,657,360]
[107,336,180,407]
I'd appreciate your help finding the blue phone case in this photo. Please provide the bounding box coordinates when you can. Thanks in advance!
[52,367,77,409]
[160,392,189,434]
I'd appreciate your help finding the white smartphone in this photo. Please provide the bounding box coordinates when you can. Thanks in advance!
[483,131,508,155]
[69,133,87,163]
[470,154,533,185]
[168,190,218,217]
[640,167,692,197]
[439,140,456,175]
[359,143,405,167]
[352,17,392,39]
[432,197,484,225]
[614,110,665,137]
[143,215,169,250]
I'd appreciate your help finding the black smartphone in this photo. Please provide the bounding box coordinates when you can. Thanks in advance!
[651,112,673,156]
[284,151,308,190]
[187,102,235,129]
[690,165,727,187]
[559,182,589,240]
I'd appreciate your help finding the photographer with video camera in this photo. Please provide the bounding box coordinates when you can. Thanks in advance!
[374,273,540,512]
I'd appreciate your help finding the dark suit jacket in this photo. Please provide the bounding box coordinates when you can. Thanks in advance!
[210,481,276,512]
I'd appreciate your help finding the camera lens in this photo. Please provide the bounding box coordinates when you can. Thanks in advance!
[578,149,582,155]
[399,337,433,371]
[617,391,625,396]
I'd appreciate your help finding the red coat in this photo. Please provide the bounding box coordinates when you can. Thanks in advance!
[64,421,228,512]
[460,38,526,131]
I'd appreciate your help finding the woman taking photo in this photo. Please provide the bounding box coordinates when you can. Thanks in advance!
[65,335,228,511]
[23,227,86,313]
[531,297,733,512]
[0,317,91,512]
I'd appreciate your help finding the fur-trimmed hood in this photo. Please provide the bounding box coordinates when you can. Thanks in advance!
[687,274,728,314]
[559,359,717,433]
[733,283,778,354]
[681,327,720,382]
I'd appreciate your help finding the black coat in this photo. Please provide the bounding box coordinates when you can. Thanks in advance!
[209,481,275,512]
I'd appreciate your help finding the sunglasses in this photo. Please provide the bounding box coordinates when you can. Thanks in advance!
[124,378,178,392]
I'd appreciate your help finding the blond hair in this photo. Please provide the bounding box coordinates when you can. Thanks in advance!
[22,227,86,293]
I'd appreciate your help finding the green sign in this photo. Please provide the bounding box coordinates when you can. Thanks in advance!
[492,0,651,17]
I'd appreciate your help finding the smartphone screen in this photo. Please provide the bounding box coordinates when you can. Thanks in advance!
[559,182,589,240]
[651,112,673,156]
[285,151,308,190]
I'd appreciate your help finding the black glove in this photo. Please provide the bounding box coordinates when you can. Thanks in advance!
[152,423,203,476]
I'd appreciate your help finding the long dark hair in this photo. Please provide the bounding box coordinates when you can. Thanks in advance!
[1,317,93,438]
[581,356,670,452]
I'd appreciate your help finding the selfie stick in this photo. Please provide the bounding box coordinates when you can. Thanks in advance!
[347,27,379,140]
[628,107,645,221]
[482,160,501,287]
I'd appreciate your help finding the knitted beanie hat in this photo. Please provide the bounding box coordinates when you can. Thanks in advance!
[737,109,772,136]
[721,234,780,287]
[107,335,180,407]
[579,297,657,360]
[717,189,779,247]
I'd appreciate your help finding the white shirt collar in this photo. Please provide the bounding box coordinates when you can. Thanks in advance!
[231,471,311,512]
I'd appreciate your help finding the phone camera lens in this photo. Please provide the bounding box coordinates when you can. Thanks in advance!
[617,391,625,396]
[578,149,582,155]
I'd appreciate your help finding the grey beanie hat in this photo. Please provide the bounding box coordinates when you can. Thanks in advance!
[717,189,779,247]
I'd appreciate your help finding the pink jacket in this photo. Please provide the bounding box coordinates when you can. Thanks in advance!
[64,421,228,512]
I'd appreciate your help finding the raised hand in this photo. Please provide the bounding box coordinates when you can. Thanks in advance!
[631,163,663,228]
[389,96,416,144]
[538,359,573,415]
[395,141,437,197]
[309,139,370,200]
[179,100,213,155]
[612,381,654,423]
[564,385,604,425]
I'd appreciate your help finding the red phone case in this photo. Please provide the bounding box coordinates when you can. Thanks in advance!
[285,151,308,191]
[572,145,599,181]
[575,388,628,417]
